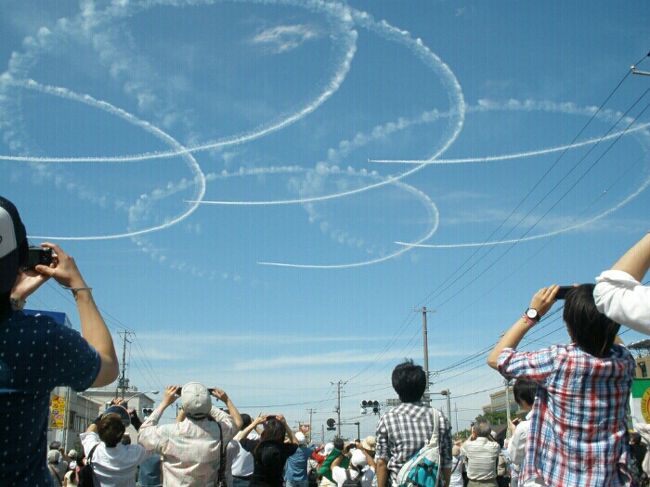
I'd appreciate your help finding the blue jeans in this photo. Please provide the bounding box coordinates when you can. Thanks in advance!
[286,480,309,487]
[232,477,252,487]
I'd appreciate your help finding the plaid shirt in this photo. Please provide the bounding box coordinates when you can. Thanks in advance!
[498,343,635,487]
[375,402,452,481]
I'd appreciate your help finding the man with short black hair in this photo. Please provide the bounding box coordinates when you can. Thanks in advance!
[487,284,635,487]
[375,360,452,487]
[461,420,499,487]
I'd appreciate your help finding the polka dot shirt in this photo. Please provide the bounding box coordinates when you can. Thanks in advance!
[0,311,101,486]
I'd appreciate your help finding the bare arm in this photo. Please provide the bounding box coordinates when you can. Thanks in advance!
[331,454,344,468]
[487,285,558,369]
[235,415,265,441]
[611,232,650,282]
[376,459,388,487]
[278,415,298,444]
[36,243,119,387]
[211,388,243,430]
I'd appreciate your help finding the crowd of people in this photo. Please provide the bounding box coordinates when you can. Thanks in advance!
[1,196,650,487]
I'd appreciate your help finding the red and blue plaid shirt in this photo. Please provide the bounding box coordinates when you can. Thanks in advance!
[498,343,635,487]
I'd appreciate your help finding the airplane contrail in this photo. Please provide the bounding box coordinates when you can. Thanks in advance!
[12,79,207,241]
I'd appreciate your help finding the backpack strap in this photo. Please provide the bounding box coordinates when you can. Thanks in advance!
[87,444,99,466]
[216,421,227,481]
[427,407,441,447]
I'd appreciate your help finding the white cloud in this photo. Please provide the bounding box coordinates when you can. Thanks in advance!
[250,24,320,54]
[232,349,462,371]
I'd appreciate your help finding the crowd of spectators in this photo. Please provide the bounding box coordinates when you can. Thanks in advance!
[1,200,650,487]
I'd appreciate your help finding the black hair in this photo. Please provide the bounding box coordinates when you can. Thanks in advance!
[254,417,287,460]
[240,413,252,429]
[391,360,426,403]
[98,413,125,448]
[564,284,620,358]
[333,437,344,451]
[513,378,537,408]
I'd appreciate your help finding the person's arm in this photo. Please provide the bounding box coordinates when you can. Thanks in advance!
[34,243,119,387]
[487,285,559,369]
[277,415,298,444]
[611,232,650,281]
[138,385,179,452]
[594,233,650,331]
[375,417,389,487]
[235,415,265,441]
[438,413,452,487]
[376,459,388,487]
[211,388,243,430]
[331,454,344,469]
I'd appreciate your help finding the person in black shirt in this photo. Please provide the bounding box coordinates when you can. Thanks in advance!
[249,415,299,487]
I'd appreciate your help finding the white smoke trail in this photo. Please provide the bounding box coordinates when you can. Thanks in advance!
[369,122,650,165]
[189,5,467,207]
[12,79,207,241]
[0,0,359,163]
[180,164,440,269]
[395,172,650,249]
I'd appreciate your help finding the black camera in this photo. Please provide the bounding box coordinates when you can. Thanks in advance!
[24,247,53,270]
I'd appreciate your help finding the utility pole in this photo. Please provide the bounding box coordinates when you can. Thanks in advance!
[454,403,459,433]
[504,378,512,436]
[417,307,435,404]
[321,424,325,443]
[307,408,316,442]
[331,380,346,437]
[116,331,133,398]
[441,390,452,432]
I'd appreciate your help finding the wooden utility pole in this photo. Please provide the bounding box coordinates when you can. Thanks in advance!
[116,331,132,398]
[417,307,435,404]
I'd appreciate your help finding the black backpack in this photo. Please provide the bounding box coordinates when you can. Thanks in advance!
[77,445,99,487]
[342,469,362,487]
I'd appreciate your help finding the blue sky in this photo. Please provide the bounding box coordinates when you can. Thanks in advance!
[1,0,649,437]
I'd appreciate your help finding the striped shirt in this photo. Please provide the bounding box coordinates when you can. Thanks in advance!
[498,343,635,487]
[375,402,452,481]
[461,437,499,480]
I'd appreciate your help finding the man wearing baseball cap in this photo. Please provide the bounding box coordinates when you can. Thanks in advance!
[0,195,119,485]
[138,383,243,486]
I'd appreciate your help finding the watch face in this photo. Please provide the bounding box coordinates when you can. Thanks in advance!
[526,308,538,319]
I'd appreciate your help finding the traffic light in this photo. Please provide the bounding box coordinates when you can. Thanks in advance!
[326,418,336,431]
[360,400,381,415]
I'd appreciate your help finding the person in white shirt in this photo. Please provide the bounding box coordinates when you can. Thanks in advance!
[507,379,544,487]
[331,449,375,487]
[138,383,242,487]
[461,420,500,487]
[594,232,650,333]
[448,445,465,487]
[80,410,148,487]
[227,413,260,487]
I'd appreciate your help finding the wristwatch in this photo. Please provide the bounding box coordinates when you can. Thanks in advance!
[523,308,540,326]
